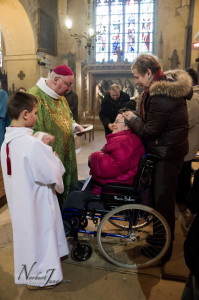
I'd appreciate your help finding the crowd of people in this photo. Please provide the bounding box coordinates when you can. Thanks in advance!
[0,55,199,294]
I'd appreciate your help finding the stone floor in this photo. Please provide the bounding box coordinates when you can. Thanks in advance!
[0,167,4,198]
[0,130,194,300]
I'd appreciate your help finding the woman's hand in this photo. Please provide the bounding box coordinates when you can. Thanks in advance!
[122,110,136,121]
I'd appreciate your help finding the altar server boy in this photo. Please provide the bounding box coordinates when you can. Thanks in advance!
[1,92,68,289]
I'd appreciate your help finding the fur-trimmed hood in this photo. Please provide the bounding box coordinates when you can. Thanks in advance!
[149,69,193,99]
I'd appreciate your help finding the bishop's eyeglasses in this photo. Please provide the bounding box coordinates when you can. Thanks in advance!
[58,77,73,87]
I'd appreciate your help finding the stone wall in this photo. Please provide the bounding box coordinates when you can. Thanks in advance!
[156,0,189,70]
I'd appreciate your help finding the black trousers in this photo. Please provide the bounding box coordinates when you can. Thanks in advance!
[63,180,104,211]
[182,273,199,300]
[176,160,192,205]
[153,159,184,240]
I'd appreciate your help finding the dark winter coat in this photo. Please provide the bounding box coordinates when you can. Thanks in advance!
[128,69,193,160]
[99,91,130,135]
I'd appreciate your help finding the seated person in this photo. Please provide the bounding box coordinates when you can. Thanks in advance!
[63,112,145,212]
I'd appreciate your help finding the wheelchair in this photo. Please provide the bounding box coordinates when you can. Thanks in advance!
[62,154,171,269]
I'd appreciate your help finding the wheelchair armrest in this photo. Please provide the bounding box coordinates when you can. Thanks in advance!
[85,194,101,203]
[144,153,162,162]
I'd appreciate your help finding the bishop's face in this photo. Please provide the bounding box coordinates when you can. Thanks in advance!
[54,75,74,96]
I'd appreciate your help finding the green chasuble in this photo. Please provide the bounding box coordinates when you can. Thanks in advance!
[29,84,78,197]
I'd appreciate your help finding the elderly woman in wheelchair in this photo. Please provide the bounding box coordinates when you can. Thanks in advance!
[62,113,171,269]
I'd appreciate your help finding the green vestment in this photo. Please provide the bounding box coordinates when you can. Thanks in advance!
[29,85,78,197]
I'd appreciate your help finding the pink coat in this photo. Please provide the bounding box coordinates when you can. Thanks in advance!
[89,130,145,194]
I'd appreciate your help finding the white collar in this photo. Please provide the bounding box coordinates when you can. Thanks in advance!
[36,78,61,99]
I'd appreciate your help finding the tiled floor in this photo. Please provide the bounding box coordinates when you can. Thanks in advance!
[0,130,191,299]
[0,207,12,250]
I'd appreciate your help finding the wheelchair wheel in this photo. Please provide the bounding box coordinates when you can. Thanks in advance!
[108,212,153,230]
[97,204,171,269]
[71,242,93,262]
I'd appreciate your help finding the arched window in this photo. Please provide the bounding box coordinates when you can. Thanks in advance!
[95,0,155,63]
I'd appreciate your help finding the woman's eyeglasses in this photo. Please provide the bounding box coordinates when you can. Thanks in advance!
[114,120,125,124]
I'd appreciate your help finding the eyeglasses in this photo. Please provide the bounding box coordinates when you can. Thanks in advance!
[58,77,73,87]
[114,121,125,124]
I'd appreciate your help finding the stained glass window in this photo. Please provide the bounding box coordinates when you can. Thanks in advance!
[95,0,154,63]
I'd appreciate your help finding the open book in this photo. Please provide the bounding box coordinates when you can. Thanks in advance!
[75,125,93,136]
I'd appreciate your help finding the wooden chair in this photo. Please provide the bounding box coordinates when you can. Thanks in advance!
[79,94,101,142]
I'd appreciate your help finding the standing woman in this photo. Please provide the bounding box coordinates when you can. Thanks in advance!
[123,54,193,263]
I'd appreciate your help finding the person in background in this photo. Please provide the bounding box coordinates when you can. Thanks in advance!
[99,83,130,135]
[0,80,10,148]
[182,169,199,300]
[176,67,199,214]
[96,80,109,103]
[28,64,84,205]
[18,87,26,92]
[64,90,78,122]
[1,92,68,289]
[123,54,193,263]
[123,79,135,97]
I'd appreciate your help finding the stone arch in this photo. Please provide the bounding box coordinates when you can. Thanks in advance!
[0,0,37,90]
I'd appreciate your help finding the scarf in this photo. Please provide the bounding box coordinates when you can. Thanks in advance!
[139,69,164,120]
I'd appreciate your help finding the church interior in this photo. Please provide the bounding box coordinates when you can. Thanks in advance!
[0,0,199,299]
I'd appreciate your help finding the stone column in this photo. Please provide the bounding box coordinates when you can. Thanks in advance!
[75,60,83,118]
